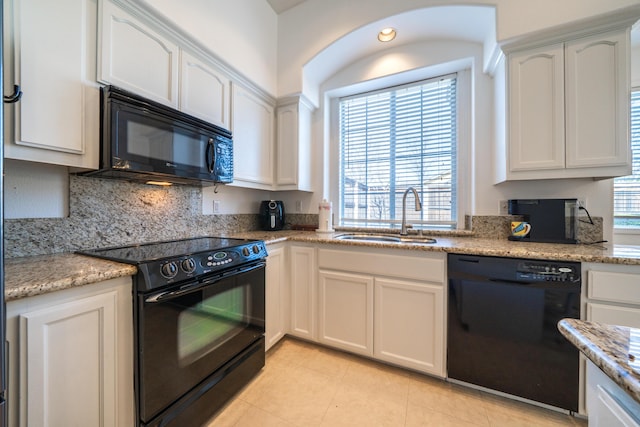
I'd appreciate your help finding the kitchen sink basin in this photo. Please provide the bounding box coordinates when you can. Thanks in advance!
[334,233,436,245]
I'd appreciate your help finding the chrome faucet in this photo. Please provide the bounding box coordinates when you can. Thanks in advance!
[401,187,422,235]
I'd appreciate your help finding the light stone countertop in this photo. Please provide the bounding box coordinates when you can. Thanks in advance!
[558,319,640,404]
[5,253,137,302]
[232,230,640,265]
[6,230,640,301]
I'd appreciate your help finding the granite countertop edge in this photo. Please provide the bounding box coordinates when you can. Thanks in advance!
[558,318,640,404]
[5,253,137,302]
[6,230,640,301]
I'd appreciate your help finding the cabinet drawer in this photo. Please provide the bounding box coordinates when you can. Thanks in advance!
[587,302,640,329]
[588,270,640,304]
[318,248,444,283]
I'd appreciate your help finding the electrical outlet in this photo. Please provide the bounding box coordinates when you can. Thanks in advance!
[213,200,221,214]
[499,200,509,215]
[295,200,302,212]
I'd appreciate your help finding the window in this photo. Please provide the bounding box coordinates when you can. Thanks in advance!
[614,89,640,228]
[339,75,457,229]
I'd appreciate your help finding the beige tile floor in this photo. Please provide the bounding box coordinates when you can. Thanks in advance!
[207,338,588,427]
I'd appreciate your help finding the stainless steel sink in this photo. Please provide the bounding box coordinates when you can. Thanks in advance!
[335,233,401,242]
[334,233,436,245]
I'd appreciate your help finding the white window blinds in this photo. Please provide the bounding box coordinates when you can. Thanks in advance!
[614,90,640,228]
[339,75,457,229]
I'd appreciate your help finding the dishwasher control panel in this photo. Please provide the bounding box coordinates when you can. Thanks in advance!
[516,260,580,282]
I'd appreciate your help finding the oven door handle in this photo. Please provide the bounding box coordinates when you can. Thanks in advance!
[145,281,208,303]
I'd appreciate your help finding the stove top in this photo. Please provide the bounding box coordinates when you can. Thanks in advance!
[78,237,268,292]
[78,237,255,264]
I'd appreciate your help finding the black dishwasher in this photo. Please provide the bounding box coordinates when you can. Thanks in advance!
[447,254,581,412]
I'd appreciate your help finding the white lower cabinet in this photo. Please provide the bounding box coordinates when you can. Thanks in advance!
[374,277,444,374]
[586,361,640,427]
[317,246,446,377]
[6,277,134,427]
[584,263,640,328]
[289,245,317,341]
[318,270,373,356]
[265,243,287,351]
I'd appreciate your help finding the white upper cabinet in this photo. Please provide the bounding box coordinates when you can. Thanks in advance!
[275,96,313,191]
[501,28,631,181]
[180,50,230,129]
[98,0,179,107]
[3,0,99,168]
[509,44,565,171]
[565,31,629,169]
[230,82,275,189]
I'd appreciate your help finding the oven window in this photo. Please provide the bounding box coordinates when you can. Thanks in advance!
[178,284,251,366]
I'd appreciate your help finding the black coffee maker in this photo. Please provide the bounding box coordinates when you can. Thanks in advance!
[508,198,578,244]
[259,200,285,231]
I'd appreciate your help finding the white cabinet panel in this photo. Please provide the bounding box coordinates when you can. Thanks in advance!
[275,97,313,191]
[265,244,287,351]
[509,44,565,171]
[587,361,640,427]
[501,29,631,181]
[316,246,446,375]
[587,303,640,329]
[99,0,178,107]
[374,278,444,376]
[180,50,230,129]
[566,31,629,169]
[318,270,373,356]
[230,82,274,189]
[3,0,99,168]
[289,245,316,340]
[7,277,134,427]
[585,264,640,329]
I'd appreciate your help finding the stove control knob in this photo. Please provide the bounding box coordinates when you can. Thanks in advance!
[242,247,251,257]
[181,258,196,274]
[252,245,261,254]
[160,261,178,279]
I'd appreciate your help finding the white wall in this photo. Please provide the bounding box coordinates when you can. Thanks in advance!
[140,0,278,95]
[277,0,640,100]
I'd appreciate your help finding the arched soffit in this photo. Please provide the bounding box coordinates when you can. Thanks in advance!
[302,5,496,106]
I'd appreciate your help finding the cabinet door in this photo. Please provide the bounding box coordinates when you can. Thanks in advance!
[565,30,629,169]
[374,278,444,376]
[3,0,99,168]
[509,44,565,171]
[99,0,178,107]
[265,245,287,351]
[230,82,274,189]
[20,291,120,426]
[318,270,373,356]
[289,246,317,340]
[275,98,312,191]
[180,50,230,129]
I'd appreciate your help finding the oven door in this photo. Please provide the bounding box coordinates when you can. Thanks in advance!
[136,262,265,423]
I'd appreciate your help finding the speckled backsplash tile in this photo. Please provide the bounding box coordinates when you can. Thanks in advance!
[4,176,317,258]
[469,214,603,243]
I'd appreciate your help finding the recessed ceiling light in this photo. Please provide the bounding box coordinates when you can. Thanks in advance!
[378,27,396,42]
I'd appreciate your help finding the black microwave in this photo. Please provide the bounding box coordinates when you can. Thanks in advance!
[82,85,233,186]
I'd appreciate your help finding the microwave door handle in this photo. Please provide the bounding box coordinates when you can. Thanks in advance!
[206,137,215,173]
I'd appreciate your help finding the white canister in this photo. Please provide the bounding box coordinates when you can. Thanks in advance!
[318,199,334,232]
